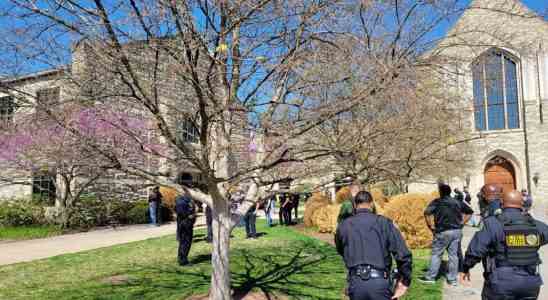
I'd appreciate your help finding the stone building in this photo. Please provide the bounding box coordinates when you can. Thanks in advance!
[0,40,249,203]
[410,0,548,210]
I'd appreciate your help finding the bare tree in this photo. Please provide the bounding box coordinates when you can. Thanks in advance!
[0,0,544,299]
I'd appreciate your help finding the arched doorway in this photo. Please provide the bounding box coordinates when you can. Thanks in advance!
[484,156,516,194]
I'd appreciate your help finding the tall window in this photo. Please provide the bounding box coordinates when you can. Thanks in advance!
[0,96,15,127]
[35,87,60,121]
[472,50,520,131]
[32,169,57,204]
[177,118,199,143]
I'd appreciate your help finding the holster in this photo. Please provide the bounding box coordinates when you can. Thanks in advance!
[389,268,399,294]
[350,265,387,281]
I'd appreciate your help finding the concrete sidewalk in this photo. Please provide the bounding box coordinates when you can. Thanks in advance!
[443,226,548,299]
[0,206,299,266]
[0,216,205,266]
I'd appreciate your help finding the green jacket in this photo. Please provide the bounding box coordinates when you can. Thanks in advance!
[337,200,354,224]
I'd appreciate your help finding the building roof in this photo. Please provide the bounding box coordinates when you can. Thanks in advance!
[0,68,66,86]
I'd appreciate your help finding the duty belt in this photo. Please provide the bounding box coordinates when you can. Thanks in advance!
[349,265,388,280]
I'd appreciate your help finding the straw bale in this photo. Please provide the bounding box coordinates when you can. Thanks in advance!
[335,187,352,204]
[381,193,437,249]
[312,204,341,233]
[304,192,330,227]
[160,187,179,210]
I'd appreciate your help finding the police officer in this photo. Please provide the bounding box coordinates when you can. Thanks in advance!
[335,191,412,300]
[175,193,196,266]
[480,184,503,218]
[205,205,213,243]
[460,190,548,299]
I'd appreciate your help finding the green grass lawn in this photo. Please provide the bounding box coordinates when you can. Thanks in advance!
[0,225,63,241]
[0,222,442,300]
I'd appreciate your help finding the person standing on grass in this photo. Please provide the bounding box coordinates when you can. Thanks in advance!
[205,205,213,243]
[292,193,300,223]
[175,192,196,266]
[264,195,275,227]
[336,191,412,300]
[281,193,293,225]
[148,186,162,226]
[244,201,260,239]
[337,181,362,224]
[420,183,473,286]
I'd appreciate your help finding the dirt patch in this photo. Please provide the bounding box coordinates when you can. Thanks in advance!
[293,224,335,246]
[186,292,288,300]
[102,275,135,286]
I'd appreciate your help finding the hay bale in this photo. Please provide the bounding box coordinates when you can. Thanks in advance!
[380,193,437,249]
[304,192,330,227]
[160,187,179,210]
[312,204,341,233]
[371,188,388,212]
[335,187,352,204]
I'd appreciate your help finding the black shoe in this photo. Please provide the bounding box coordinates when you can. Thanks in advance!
[179,260,191,266]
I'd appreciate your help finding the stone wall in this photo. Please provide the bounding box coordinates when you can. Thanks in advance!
[410,0,548,213]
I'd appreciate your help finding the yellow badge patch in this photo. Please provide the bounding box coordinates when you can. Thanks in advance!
[506,234,527,247]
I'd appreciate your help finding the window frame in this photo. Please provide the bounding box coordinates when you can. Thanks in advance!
[176,117,199,144]
[472,49,521,132]
[0,95,16,127]
[35,87,60,121]
[32,169,57,204]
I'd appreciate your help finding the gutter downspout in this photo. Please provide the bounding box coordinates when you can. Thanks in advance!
[519,53,532,192]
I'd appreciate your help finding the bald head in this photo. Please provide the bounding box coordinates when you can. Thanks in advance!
[350,180,362,197]
[503,190,523,209]
[482,184,503,202]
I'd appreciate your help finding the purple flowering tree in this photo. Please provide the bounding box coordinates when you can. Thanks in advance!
[0,105,156,226]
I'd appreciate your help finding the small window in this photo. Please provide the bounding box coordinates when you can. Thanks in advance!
[32,169,57,204]
[35,87,60,121]
[0,96,15,127]
[177,118,199,144]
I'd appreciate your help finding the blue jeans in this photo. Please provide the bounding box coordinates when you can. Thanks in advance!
[149,201,158,224]
[244,212,257,237]
[426,229,462,283]
[265,202,275,226]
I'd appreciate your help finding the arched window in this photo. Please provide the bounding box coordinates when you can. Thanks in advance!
[472,49,520,131]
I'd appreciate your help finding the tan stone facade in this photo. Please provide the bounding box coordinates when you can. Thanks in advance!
[410,0,548,214]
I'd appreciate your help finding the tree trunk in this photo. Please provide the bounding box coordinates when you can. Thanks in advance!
[209,197,233,300]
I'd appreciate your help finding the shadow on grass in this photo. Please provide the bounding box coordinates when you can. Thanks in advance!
[231,240,344,300]
[27,233,344,300]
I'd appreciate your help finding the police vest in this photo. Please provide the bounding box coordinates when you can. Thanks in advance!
[496,214,541,267]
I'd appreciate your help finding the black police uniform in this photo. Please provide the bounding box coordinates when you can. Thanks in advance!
[335,208,412,300]
[463,207,548,299]
[175,195,196,265]
[205,206,213,243]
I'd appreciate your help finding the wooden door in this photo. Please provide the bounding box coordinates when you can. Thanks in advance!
[484,156,516,194]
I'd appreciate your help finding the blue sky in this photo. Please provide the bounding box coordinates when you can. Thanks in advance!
[0,0,547,77]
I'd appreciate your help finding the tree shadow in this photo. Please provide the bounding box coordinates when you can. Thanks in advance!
[231,241,344,300]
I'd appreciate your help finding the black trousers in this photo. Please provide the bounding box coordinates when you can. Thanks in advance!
[279,206,284,225]
[294,200,299,220]
[482,283,540,300]
[481,267,541,300]
[205,207,213,242]
[177,216,195,264]
[348,276,392,300]
[282,207,292,225]
[244,212,257,237]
